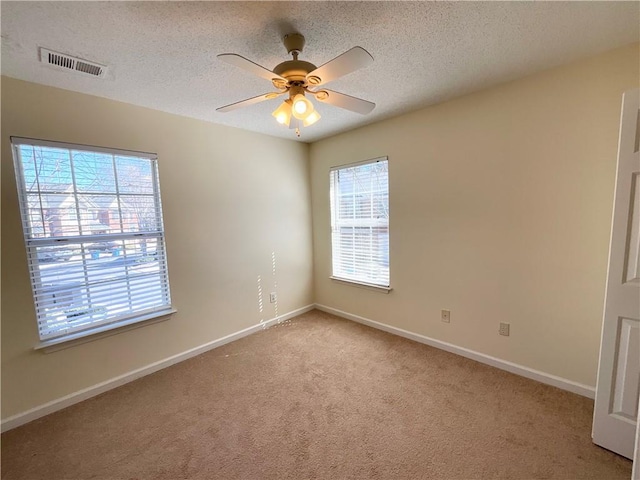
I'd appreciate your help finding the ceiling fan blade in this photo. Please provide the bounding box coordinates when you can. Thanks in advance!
[218,53,286,83]
[216,92,284,113]
[313,89,375,115]
[306,47,373,86]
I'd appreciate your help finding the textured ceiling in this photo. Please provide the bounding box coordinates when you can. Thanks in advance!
[2,1,639,143]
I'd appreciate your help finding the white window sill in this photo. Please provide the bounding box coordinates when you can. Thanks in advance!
[330,276,392,293]
[35,308,177,353]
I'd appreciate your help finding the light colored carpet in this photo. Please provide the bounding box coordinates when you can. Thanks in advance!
[1,310,632,479]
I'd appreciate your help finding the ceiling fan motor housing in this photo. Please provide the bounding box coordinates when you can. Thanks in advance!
[273,60,317,83]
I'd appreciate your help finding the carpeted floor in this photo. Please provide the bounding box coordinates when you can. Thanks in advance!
[1,310,632,479]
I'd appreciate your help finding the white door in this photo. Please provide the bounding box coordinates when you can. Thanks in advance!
[633,398,640,479]
[593,88,640,460]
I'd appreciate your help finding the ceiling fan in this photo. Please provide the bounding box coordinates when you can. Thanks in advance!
[217,33,375,136]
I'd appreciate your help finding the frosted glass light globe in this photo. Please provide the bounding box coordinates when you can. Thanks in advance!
[293,98,308,115]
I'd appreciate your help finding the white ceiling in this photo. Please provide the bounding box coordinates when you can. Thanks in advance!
[2,1,638,143]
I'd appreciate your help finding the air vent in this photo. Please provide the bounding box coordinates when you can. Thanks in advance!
[39,47,107,78]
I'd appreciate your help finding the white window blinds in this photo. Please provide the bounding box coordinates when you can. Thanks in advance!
[11,137,173,342]
[330,158,389,287]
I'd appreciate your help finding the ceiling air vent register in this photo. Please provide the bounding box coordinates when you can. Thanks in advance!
[39,47,107,78]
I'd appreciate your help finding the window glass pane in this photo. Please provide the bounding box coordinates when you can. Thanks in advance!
[25,194,46,238]
[72,150,116,194]
[354,193,371,219]
[115,156,154,195]
[22,146,73,193]
[373,192,388,219]
[39,193,80,237]
[338,170,355,194]
[76,194,122,235]
[119,195,160,232]
[339,194,355,220]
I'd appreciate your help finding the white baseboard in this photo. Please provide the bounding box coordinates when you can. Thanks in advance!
[1,304,315,433]
[315,304,596,399]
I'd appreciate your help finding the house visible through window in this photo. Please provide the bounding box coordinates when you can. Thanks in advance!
[330,157,389,288]
[11,137,173,343]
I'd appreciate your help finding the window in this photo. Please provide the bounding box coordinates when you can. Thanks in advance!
[12,137,173,344]
[330,157,389,288]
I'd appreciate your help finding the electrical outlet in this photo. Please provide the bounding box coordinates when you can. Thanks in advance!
[499,322,510,336]
[441,309,450,323]
[269,292,277,303]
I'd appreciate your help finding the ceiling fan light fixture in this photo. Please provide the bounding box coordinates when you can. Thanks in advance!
[272,100,292,126]
[303,110,321,127]
[291,94,314,120]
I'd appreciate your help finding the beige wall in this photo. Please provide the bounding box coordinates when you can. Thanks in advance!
[310,43,640,388]
[1,78,313,418]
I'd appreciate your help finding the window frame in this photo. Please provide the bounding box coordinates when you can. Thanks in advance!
[329,156,391,292]
[11,137,175,349]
